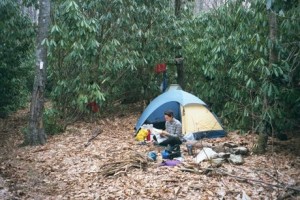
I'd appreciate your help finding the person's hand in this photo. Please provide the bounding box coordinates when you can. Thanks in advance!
[160,130,168,137]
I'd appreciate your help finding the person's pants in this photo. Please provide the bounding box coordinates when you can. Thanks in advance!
[158,136,182,147]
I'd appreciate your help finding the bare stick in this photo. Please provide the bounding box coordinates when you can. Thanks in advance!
[179,166,300,192]
[84,127,102,147]
[215,168,300,192]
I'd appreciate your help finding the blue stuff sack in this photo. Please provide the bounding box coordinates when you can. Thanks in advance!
[161,150,170,159]
[148,151,157,161]
[162,144,181,159]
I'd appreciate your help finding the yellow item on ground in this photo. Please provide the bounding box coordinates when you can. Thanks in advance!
[135,128,148,141]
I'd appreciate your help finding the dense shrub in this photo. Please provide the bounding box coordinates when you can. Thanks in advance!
[0,1,35,117]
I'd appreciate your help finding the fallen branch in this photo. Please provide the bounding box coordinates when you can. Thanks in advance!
[215,168,300,192]
[277,190,297,200]
[179,163,212,175]
[179,166,300,192]
[84,127,102,147]
[179,167,204,174]
[99,152,148,177]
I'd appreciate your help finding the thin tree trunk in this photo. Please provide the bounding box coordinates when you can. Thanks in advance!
[175,56,184,89]
[194,0,204,14]
[175,0,181,17]
[268,11,278,65]
[175,0,185,89]
[26,0,51,145]
[254,10,277,154]
[17,0,38,23]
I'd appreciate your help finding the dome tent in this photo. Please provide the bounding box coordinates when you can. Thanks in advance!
[135,84,226,140]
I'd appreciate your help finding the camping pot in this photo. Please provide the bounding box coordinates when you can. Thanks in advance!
[186,144,194,156]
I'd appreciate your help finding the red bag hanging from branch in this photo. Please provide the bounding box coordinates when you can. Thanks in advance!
[87,101,100,113]
[154,63,167,73]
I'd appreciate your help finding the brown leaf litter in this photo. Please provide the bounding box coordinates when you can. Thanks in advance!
[0,105,299,200]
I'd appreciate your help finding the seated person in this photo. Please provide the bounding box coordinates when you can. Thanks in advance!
[154,110,183,146]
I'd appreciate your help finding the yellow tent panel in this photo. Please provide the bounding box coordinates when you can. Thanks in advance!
[181,105,223,135]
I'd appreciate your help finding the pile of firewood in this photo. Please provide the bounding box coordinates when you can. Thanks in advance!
[99,152,148,177]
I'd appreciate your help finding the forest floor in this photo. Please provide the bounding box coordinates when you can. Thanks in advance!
[0,104,299,200]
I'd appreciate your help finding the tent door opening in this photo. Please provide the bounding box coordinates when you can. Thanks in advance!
[144,101,182,130]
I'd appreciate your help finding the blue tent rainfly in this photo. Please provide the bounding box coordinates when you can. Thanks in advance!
[135,84,226,140]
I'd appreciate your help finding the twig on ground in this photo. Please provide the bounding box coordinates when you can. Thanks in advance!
[84,127,102,147]
[216,168,300,192]
[99,152,148,177]
[179,166,300,192]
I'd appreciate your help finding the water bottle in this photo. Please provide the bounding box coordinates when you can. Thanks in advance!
[186,144,193,156]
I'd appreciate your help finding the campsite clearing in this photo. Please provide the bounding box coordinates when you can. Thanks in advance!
[0,105,299,199]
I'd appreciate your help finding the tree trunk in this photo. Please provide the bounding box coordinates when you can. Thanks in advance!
[254,10,277,154]
[175,56,185,89]
[175,0,181,17]
[26,0,51,145]
[194,0,204,14]
[174,0,185,89]
[17,0,39,23]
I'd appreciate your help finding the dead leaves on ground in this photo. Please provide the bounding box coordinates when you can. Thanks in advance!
[0,108,299,199]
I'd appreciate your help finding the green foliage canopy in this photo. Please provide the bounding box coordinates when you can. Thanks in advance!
[0,0,35,117]
[31,0,300,135]
[184,0,300,133]
[47,0,188,120]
